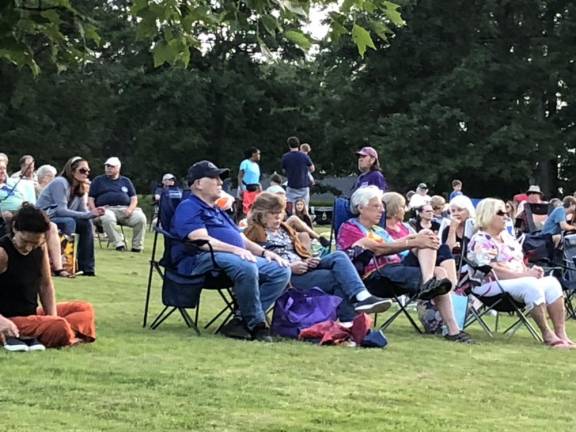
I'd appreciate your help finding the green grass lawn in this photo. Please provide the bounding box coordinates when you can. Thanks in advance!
[1,232,576,432]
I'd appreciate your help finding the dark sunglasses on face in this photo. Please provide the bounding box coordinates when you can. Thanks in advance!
[78,168,90,175]
[496,210,508,217]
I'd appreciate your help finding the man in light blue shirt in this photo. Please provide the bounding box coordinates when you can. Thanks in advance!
[237,147,261,193]
[542,196,576,247]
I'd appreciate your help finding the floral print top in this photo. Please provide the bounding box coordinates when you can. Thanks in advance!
[467,230,524,283]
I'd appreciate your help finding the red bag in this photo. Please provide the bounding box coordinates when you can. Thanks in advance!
[298,313,372,346]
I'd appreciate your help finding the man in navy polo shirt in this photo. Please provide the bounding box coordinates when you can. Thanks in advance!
[281,136,314,214]
[171,160,290,342]
[88,157,147,252]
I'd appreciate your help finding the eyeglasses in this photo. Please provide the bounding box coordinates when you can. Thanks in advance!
[496,210,508,217]
[78,168,90,175]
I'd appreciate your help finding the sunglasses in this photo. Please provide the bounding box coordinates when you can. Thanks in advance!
[78,168,90,175]
[496,210,508,217]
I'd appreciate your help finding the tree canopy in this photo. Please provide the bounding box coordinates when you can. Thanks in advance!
[1,0,576,199]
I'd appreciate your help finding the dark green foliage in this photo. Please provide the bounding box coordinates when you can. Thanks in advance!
[1,0,576,199]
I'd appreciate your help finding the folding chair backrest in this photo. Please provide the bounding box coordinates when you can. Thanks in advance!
[157,186,186,229]
[332,197,354,240]
[564,235,576,281]
[524,202,549,233]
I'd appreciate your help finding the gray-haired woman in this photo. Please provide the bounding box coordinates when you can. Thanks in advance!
[337,186,473,343]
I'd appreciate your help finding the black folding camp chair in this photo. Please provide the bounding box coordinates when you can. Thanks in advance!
[329,196,422,333]
[142,188,236,334]
[460,220,542,341]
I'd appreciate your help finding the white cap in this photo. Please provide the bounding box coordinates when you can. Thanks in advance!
[105,157,121,167]
[162,173,176,182]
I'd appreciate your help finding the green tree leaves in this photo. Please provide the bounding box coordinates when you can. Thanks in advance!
[351,24,375,57]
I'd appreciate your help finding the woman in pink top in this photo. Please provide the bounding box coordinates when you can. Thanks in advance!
[468,198,573,349]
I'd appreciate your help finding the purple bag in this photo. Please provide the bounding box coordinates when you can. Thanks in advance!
[271,287,342,338]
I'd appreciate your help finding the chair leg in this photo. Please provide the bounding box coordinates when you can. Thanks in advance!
[379,295,422,334]
[503,312,543,342]
[464,307,494,337]
[150,306,176,329]
[178,308,200,335]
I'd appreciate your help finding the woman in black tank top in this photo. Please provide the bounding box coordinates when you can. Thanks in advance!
[0,205,96,348]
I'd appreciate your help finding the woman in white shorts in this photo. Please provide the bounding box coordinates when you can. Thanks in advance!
[468,198,573,349]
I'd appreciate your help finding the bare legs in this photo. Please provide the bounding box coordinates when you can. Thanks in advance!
[286,215,320,240]
[416,248,460,336]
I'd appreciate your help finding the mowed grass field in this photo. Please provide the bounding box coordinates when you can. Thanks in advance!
[1,230,576,432]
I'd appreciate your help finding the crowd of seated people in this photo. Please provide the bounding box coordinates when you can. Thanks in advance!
[4,145,576,351]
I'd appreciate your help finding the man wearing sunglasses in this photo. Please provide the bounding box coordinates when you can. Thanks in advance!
[88,157,147,252]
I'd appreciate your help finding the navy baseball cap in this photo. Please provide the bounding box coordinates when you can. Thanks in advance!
[186,160,230,185]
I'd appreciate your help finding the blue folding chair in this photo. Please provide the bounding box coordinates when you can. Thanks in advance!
[142,188,236,334]
[328,196,422,333]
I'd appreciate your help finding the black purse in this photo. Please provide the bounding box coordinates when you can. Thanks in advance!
[345,246,374,275]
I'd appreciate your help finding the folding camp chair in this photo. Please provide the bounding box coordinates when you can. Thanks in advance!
[460,219,542,341]
[94,219,127,249]
[559,235,576,319]
[142,188,236,334]
[521,202,550,234]
[328,196,422,333]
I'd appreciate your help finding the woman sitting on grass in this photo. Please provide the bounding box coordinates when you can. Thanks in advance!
[468,198,573,349]
[244,192,392,321]
[0,204,96,349]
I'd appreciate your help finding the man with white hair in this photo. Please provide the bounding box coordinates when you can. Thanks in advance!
[35,164,57,197]
[88,157,147,252]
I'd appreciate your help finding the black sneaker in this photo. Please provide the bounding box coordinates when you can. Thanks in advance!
[81,271,96,277]
[3,337,29,352]
[131,248,142,253]
[445,331,476,344]
[318,236,331,248]
[220,317,252,340]
[418,278,452,301]
[354,296,393,314]
[116,245,126,252]
[21,337,46,351]
[251,323,273,342]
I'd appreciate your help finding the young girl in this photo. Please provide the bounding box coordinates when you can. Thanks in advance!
[294,198,313,228]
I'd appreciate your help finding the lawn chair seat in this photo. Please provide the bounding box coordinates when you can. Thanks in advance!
[455,219,541,341]
[329,196,422,333]
[143,188,235,333]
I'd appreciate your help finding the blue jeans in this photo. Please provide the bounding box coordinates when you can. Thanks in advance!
[291,251,364,321]
[50,216,95,273]
[191,252,291,330]
[365,264,422,298]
